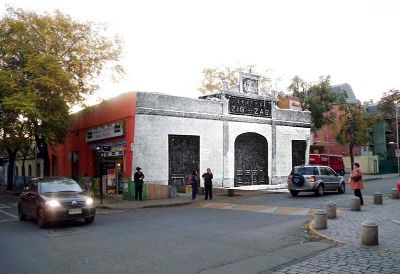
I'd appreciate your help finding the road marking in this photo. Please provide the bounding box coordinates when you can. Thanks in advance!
[194,202,311,216]
[9,203,18,208]
[0,204,12,209]
[0,219,18,223]
[0,209,18,219]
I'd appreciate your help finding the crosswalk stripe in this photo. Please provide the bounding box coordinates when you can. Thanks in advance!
[0,209,18,219]
[194,202,311,216]
[0,204,12,209]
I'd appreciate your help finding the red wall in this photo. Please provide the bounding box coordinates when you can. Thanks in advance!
[51,92,137,179]
[312,105,361,156]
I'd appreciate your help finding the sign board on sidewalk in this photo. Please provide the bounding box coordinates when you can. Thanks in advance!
[396,149,400,157]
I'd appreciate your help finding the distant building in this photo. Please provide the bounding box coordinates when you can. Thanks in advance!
[311,83,361,157]
[364,104,397,173]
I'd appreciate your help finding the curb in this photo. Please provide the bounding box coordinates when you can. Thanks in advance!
[306,221,347,245]
[96,200,195,210]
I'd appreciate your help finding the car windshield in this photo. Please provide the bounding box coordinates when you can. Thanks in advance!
[293,167,315,175]
[40,178,82,193]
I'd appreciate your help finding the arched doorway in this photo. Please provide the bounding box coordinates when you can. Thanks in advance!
[234,133,268,186]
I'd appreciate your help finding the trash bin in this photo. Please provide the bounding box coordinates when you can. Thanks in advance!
[128,181,135,200]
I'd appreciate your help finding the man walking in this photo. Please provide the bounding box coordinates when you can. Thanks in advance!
[134,167,145,201]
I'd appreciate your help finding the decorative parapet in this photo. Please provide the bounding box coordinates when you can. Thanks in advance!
[275,108,311,127]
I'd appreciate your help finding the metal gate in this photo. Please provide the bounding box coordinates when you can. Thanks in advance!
[168,135,200,188]
[234,133,268,186]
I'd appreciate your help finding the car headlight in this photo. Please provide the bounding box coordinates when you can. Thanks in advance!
[86,197,94,205]
[46,200,61,207]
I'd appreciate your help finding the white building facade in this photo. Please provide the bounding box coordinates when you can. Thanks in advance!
[132,73,311,188]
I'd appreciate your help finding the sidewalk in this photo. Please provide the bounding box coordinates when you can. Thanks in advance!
[275,194,400,273]
[95,193,195,210]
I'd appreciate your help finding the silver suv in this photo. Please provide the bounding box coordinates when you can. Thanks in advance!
[287,165,345,197]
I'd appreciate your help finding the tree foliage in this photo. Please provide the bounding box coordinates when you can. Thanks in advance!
[335,104,372,169]
[288,75,337,130]
[378,89,400,118]
[0,7,124,183]
[199,65,271,94]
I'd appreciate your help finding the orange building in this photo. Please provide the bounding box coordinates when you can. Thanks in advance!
[51,92,136,194]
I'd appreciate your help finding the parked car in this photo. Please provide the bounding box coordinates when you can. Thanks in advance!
[287,165,345,197]
[18,177,96,228]
[309,154,345,176]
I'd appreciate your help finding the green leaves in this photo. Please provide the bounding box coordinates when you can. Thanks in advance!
[289,75,336,130]
[0,7,124,176]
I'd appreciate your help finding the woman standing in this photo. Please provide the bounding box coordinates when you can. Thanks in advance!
[349,162,364,205]
[202,168,213,200]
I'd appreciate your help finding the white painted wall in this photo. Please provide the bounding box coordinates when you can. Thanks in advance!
[275,125,310,179]
[133,114,224,186]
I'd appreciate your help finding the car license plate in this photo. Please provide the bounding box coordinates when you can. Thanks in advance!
[69,208,82,214]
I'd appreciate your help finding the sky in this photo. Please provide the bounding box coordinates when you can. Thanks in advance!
[1,0,400,105]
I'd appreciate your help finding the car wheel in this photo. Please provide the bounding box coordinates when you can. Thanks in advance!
[315,185,324,196]
[338,183,345,194]
[85,216,95,224]
[290,190,299,197]
[37,208,47,228]
[18,203,26,221]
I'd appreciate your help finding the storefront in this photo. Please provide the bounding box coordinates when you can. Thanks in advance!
[51,72,311,199]
[50,92,136,194]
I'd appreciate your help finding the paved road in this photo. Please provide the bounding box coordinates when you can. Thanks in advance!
[0,193,334,274]
[0,176,398,274]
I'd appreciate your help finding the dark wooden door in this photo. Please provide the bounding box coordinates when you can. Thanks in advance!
[292,140,307,167]
[169,135,200,187]
[235,133,268,186]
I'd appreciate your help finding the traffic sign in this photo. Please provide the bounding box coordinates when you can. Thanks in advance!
[396,149,400,158]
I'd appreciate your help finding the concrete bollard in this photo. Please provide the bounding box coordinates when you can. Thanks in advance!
[313,209,327,230]
[350,197,361,211]
[361,220,379,246]
[374,193,383,205]
[391,188,399,199]
[326,201,336,219]
[228,189,235,197]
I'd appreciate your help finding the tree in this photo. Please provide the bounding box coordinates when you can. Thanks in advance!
[0,7,124,178]
[199,66,271,94]
[378,89,400,118]
[288,75,337,130]
[335,104,371,170]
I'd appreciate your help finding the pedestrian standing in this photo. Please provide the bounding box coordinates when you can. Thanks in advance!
[349,162,364,205]
[202,168,213,200]
[189,170,198,200]
[134,167,145,201]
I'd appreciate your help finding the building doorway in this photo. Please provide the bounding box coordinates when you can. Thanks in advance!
[168,135,200,190]
[292,140,307,167]
[235,133,268,186]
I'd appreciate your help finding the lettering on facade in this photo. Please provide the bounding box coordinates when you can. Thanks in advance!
[86,122,124,142]
[228,96,272,118]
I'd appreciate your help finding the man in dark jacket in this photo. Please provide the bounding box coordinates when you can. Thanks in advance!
[134,167,145,201]
[202,168,213,200]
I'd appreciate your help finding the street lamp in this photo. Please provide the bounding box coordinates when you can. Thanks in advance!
[396,104,399,175]
[389,104,399,175]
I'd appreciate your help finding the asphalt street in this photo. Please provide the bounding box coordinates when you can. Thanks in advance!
[0,195,332,274]
[0,176,397,274]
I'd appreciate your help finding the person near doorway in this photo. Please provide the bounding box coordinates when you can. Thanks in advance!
[134,167,145,201]
[349,162,364,205]
[189,170,198,200]
[202,168,213,200]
